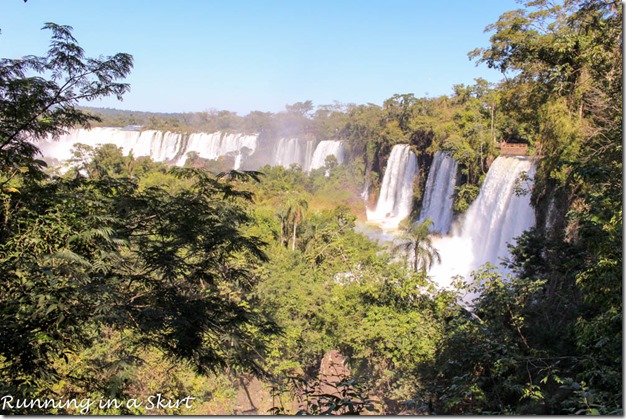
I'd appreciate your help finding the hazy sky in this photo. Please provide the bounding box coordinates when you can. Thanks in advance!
[2,0,520,115]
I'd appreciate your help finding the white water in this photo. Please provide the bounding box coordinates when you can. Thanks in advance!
[309,140,345,173]
[418,151,458,234]
[37,128,186,165]
[366,144,417,231]
[36,127,258,169]
[181,132,258,169]
[35,128,346,173]
[429,156,536,290]
[361,179,370,201]
[272,138,306,169]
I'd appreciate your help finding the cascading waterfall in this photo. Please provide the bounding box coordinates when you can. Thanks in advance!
[361,160,373,201]
[267,138,345,172]
[35,128,351,173]
[179,132,258,169]
[36,127,184,165]
[303,140,315,171]
[361,178,370,201]
[36,127,261,170]
[366,144,417,230]
[418,151,458,234]
[271,137,313,169]
[429,156,536,291]
[308,140,345,172]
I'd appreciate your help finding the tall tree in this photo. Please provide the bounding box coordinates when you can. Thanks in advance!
[0,23,133,186]
[393,218,441,273]
[285,193,309,251]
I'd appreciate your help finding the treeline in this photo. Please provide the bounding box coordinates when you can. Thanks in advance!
[0,0,622,415]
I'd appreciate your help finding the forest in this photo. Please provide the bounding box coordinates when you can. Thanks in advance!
[0,0,622,415]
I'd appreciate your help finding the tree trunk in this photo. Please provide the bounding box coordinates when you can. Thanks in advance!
[291,216,298,251]
[490,105,496,144]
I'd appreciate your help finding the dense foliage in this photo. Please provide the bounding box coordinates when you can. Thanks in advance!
[0,24,277,414]
[434,0,622,414]
[0,1,621,414]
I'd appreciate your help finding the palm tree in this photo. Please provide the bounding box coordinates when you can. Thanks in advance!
[279,193,309,251]
[393,218,441,273]
[276,207,290,248]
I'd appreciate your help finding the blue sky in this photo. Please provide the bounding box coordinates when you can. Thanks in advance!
[2,0,521,115]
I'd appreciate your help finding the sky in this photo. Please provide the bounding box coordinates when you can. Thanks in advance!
[2,0,522,115]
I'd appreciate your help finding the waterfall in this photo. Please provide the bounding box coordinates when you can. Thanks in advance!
[271,138,306,169]
[366,144,417,230]
[361,159,373,201]
[361,178,370,201]
[36,128,349,173]
[429,156,536,290]
[308,140,345,172]
[418,151,458,234]
[36,128,183,165]
[178,132,258,169]
[37,128,257,170]
[303,139,315,171]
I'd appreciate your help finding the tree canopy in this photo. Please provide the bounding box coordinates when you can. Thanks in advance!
[0,1,621,414]
[0,23,278,412]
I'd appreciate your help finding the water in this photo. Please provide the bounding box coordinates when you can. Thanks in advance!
[36,127,259,169]
[179,132,258,169]
[366,144,417,231]
[309,140,345,172]
[35,128,346,173]
[429,156,536,290]
[419,151,458,234]
[271,137,307,169]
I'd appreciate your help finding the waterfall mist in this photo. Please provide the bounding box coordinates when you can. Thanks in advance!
[429,156,536,291]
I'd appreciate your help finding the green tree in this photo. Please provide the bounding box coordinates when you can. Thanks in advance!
[0,168,279,409]
[68,142,95,176]
[0,24,279,411]
[392,218,441,273]
[0,23,133,186]
[311,102,349,141]
[284,193,309,251]
[460,0,622,413]
[89,143,131,178]
[272,101,314,137]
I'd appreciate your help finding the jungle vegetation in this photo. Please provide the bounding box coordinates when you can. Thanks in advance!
[0,0,621,414]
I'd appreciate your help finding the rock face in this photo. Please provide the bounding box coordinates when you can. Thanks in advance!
[232,375,273,415]
[318,349,351,396]
[309,350,359,414]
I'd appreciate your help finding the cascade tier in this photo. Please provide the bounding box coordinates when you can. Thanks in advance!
[429,156,536,291]
[35,127,345,173]
[366,144,417,231]
[419,151,458,234]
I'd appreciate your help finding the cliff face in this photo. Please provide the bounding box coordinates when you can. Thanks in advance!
[532,177,572,243]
